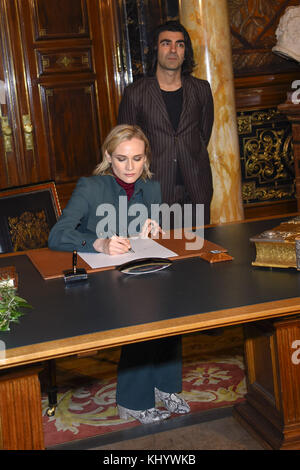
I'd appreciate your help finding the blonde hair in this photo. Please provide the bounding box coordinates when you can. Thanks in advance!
[93,124,152,180]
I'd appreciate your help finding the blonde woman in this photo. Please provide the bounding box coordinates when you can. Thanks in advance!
[49,124,159,254]
[49,124,189,424]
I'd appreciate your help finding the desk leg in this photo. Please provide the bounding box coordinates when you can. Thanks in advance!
[234,317,300,450]
[0,367,44,450]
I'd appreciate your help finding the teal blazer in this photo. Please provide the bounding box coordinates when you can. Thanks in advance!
[48,175,161,252]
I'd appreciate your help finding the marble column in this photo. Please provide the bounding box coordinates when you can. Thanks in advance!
[179,0,244,224]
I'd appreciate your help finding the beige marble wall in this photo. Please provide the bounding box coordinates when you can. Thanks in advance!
[179,0,244,223]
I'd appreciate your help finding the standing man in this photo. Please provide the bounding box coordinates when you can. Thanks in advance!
[118,21,214,226]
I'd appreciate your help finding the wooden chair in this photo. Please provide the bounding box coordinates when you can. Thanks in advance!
[0,181,61,416]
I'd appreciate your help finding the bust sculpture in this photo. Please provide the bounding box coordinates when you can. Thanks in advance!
[272,6,300,62]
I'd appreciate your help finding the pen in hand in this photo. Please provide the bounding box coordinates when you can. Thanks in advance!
[111,233,135,253]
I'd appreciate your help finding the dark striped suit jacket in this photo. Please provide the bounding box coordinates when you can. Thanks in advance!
[117,75,214,224]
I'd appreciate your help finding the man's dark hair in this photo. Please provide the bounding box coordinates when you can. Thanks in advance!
[147,21,196,76]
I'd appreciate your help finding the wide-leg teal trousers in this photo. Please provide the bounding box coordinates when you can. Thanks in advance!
[116,335,182,410]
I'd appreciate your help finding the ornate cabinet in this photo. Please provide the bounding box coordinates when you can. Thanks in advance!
[0,0,123,207]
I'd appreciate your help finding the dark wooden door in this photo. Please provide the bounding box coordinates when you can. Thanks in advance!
[0,0,122,207]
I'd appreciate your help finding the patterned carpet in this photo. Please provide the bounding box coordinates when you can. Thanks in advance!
[41,327,246,447]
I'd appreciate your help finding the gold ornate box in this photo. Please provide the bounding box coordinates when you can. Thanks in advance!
[251,217,300,268]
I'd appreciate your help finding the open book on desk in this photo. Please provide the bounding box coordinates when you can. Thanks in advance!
[78,237,178,269]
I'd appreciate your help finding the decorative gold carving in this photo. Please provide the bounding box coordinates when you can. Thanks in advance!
[37,50,92,76]
[244,128,286,181]
[8,210,50,252]
[238,109,281,133]
[22,115,34,151]
[46,89,53,97]
[239,107,294,203]
[242,181,256,200]
[39,29,46,36]
[242,181,295,202]
[251,109,279,124]
[84,86,91,94]
[282,135,293,165]
[56,56,74,68]
[237,114,252,133]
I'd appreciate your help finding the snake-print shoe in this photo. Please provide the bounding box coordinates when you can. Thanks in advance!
[118,404,171,424]
[155,388,190,414]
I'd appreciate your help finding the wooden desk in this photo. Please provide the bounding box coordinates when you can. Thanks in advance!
[1,217,300,449]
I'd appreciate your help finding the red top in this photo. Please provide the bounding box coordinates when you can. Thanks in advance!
[114,176,135,200]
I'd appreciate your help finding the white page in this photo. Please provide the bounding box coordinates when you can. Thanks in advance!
[78,237,178,269]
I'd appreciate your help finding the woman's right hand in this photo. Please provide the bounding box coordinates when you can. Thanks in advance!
[93,236,131,255]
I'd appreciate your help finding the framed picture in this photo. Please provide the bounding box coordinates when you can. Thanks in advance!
[0,181,61,253]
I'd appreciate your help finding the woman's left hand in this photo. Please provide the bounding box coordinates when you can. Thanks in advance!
[140,218,164,239]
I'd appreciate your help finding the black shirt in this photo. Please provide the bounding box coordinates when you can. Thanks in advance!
[161,87,184,184]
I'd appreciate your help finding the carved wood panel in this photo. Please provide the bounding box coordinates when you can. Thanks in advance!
[41,83,100,182]
[32,0,89,40]
[228,0,300,75]
[36,48,93,76]
[0,367,44,450]
[235,317,300,449]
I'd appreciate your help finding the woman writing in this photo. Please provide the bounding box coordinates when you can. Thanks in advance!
[48,124,190,424]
